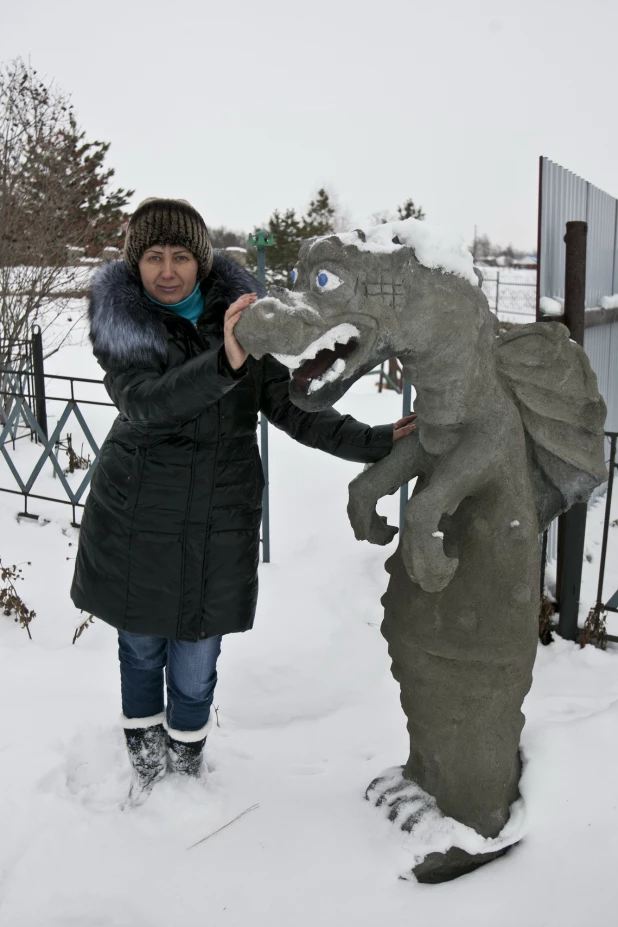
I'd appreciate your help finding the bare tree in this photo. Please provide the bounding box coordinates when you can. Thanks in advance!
[208,226,247,250]
[0,58,131,373]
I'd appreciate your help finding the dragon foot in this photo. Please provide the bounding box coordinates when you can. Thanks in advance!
[348,496,398,546]
[365,767,434,832]
[366,767,513,884]
[402,533,459,593]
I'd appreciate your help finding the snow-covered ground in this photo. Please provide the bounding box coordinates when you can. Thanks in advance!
[1,310,618,926]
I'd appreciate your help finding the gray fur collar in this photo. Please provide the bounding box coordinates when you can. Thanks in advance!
[89,253,265,374]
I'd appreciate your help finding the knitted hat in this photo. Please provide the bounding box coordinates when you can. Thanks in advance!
[124,198,213,281]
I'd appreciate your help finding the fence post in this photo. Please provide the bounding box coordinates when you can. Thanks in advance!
[495,271,500,313]
[556,220,588,641]
[399,380,413,532]
[248,230,275,563]
[31,325,48,440]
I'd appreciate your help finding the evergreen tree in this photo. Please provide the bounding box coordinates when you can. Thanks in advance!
[251,189,337,287]
[301,188,336,238]
[396,198,426,222]
[18,116,132,263]
[0,58,132,368]
[374,198,426,226]
[1,58,132,267]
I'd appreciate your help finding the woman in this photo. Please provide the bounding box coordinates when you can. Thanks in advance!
[71,198,415,803]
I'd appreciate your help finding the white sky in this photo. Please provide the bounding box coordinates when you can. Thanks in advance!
[2,0,617,251]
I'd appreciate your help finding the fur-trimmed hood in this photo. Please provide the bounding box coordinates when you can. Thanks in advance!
[88,253,265,374]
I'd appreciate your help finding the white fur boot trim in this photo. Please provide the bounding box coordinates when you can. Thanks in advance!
[164,710,216,743]
[121,712,165,730]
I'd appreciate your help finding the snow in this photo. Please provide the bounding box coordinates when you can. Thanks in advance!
[332,218,479,287]
[510,520,521,528]
[367,769,527,860]
[432,530,445,539]
[272,323,359,369]
[540,293,618,314]
[307,357,346,394]
[266,290,320,317]
[540,296,563,316]
[1,317,618,925]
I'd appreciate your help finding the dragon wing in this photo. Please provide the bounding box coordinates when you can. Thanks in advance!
[496,322,607,530]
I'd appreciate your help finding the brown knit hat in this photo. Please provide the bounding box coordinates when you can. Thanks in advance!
[124,198,214,281]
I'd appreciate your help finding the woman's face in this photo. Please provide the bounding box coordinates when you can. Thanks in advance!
[138,245,199,304]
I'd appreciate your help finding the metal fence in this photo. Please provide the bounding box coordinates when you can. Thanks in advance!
[538,157,618,310]
[537,161,618,566]
[0,363,114,526]
[480,270,537,323]
[587,433,618,644]
[585,314,618,432]
[0,337,276,547]
[542,310,618,565]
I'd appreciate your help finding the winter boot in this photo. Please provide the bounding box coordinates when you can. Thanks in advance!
[165,712,215,778]
[122,713,167,805]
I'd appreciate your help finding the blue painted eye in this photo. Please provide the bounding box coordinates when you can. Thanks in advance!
[290,268,298,284]
[315,269,343,292]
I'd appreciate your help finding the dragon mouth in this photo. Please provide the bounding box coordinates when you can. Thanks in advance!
[273,324,360,395]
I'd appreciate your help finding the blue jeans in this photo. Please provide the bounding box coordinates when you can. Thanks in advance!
[118,630,222,733]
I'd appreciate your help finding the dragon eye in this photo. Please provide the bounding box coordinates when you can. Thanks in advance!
[290,268,298,285]
[315,270,343,291]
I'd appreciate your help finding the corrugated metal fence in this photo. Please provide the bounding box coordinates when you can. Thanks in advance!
[538,157,618,562]
[538,157,618,310]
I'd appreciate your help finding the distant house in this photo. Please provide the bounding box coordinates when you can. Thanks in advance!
[476,254,537,271]
[512,254,537,270]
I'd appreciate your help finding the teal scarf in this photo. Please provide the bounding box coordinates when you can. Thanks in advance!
[146,282,204,325]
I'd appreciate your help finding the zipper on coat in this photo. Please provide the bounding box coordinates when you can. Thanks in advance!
[176,417,200,639]
[196,399,221,637]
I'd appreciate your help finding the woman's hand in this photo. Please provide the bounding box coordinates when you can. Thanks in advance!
[224,293,257,370]
[393,413,417,441]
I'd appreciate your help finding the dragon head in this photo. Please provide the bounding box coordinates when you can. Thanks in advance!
[235,221,481,411]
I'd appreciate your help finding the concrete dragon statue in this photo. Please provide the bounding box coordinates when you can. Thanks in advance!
[235,219,607,882]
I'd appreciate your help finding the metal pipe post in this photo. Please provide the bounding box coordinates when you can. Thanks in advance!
[593,434,617,613]
[248,229,275,563]
[563,221,587,346]
[557,221,588,640]
[31,326,48,440]
[399,380,413,532]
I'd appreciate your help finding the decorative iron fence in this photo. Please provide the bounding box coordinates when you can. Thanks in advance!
[0,330,275,554]
[587,433,618,644]
[0,365,114,526]
[480,270,537,323]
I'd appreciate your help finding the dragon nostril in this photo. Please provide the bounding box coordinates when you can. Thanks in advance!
[258,304,275,321]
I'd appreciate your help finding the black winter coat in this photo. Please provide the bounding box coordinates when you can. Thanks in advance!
[70,256,394,641]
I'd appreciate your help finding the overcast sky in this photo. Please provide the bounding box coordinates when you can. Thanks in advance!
[2,0,617,251]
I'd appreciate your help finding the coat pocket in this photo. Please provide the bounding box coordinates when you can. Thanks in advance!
[120,445,146,514]
[125,528,183,629]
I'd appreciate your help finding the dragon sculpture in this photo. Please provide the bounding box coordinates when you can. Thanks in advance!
[235,220,607,882]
